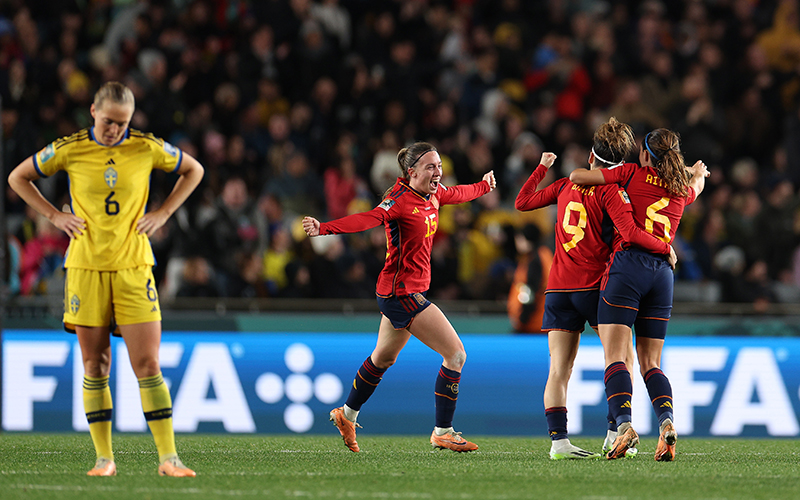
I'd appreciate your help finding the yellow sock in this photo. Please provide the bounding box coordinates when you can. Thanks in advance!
[138,373,177,463]
[83,375,113,461]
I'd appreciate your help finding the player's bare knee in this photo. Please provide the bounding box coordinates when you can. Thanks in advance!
[639,363,659,378]
[83,354,111,377]
[83,362,111,378]
[132,358,161,379]
[373,356,397,370]
[549,365,572,383]
[447,350,466,371]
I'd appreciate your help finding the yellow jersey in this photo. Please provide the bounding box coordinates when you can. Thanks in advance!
[33,127,183,271]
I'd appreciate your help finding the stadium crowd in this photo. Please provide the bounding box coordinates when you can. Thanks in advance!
[2,0,800,310]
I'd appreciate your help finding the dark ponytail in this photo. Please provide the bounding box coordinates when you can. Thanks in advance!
[644,129,689,197]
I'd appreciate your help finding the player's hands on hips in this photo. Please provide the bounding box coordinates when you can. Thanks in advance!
[137,210,170,237]
[483,170,496,191]
[667,245,678,270]
[51,210,86,239]
[303,216,320,237]
[540,152,557,169]
[687,160,709,178]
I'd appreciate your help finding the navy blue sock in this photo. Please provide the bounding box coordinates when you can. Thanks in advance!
[344,356,386,411]
[434,365,460,428]
[545,407,568,441]
[607,410,617,432]
[604,361,632,428]
[644,367,674,426]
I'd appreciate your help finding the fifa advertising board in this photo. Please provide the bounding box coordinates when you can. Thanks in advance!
[3,330,800,437]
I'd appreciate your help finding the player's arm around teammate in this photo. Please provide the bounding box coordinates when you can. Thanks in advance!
[570,129,709,461]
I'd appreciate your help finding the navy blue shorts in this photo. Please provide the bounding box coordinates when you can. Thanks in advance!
[377,292,432,329]
[542,290,599,333]
[599,248,673,339]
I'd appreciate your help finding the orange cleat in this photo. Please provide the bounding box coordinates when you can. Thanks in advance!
[430,429,478,452]
[330,407,361,452]
[87,458,116,476]
[158,456,196,477]
[654,419,677,462]
[606,423,639,460]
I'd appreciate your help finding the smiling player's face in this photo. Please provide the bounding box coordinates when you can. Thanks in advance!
[408,151,443,194]
[91,101,134,146]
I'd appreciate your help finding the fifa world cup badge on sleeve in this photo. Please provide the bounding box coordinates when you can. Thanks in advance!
[39,143,55,163]
[163,141,178,157]
[379,199,396,211]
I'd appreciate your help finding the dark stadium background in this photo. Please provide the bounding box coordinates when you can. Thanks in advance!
[2,0,800,327]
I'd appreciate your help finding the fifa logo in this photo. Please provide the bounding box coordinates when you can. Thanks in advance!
[256,343,344,433]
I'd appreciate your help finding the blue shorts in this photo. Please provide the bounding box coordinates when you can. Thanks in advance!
[599,248,673,339]
[541,290,599,333]
[377,292,432,329]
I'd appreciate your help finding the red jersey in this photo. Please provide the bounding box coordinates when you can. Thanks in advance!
[319,177,490,296]
[516,164,670,291]
[600,163,696,251]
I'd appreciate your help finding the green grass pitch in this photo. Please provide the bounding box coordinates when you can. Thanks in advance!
[1,433,798,499]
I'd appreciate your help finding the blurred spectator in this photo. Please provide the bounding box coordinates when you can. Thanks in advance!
[282,259,314,298]
[262,225,294,296]
[608,79,665,133]
[669,70,725,166]
[228,251,268,299]
[176,256,221,298]
[307,233,347,299]
[3,234,22,296]
[691,209,728,279]
[638,51,681,119]
[755,179,799,280]
[508,224,552,334]
[311,0,351,52]
[370,130,401,195]
[524,30,591,122]
[724,87,776,164]
[20,214,69,295]
[264,112,295,181]
[335,252,374,299]
[755,0,800,74]
[264,151,324,216]
[727,191,761,254]
[201,176,266,291]
[429,233,461,300]
[460,48,499,121]
[324,155,369,219]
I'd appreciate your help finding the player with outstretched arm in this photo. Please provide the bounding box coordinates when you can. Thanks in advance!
[303,141,495,453]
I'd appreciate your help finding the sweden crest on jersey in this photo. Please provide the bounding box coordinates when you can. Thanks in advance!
[70,294,80,314]
[104,167,118,188]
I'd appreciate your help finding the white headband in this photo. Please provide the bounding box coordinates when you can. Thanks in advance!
[592,147,623,167]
